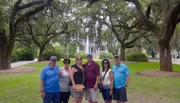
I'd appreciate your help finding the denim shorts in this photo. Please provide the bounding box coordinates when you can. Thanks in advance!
[113,87,127,102]
[101,88,112,101]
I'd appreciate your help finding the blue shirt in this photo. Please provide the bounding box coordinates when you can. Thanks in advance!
[112,63,130,89]
[40,65,60,92]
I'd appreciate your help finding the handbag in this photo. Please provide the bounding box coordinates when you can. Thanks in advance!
[75,84,84,92]
[98,70,108,92]
[74,67,84,92]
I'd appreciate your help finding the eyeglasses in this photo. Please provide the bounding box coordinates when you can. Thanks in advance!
[76,58,82,60]
[64,62,70,64]
[103,62,108,64]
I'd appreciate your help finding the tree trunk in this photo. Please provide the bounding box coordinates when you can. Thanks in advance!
[0,54,11,70]
[0,30,14,70]
[158,40,172,71]
[120,45,126,61]
[151,50,156,58]
[38,47,45,62]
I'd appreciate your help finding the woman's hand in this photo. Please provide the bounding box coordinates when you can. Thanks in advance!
[109,89,113,96]
[73,84,76,90]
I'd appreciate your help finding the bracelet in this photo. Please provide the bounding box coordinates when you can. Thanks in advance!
[125,85,128,87]
[40,90,44,92]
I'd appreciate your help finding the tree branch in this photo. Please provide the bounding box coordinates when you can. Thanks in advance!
[27,22,41,48]
[17,0,44,10]
[125,0,158,33]
[45,22,54,36]
[14,0,53,27]
[164,2,180,43]
[125,32,151,46]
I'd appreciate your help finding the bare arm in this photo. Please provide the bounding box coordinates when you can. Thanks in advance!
[126,76,130,86]
[40,80,44,91]
[70,67,76,86]
[109,70,114,89]
[40,80,45,99]
[95,64,100,86]
[95,75,100,86]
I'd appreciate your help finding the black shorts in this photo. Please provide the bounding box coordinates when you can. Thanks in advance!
[113,87,127,102]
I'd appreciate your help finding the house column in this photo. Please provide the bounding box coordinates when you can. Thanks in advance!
[86,36,89,54]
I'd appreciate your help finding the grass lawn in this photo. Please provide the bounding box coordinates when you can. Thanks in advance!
[0,60,180,103]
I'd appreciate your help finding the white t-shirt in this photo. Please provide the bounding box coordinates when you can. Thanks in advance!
[101,69,111,86]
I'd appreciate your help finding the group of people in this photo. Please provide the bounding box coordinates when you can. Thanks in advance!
[40,54,130,103]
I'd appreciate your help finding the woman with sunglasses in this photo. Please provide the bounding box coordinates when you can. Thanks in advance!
[101,59,114,103]
[59,58,71,103]
[69,56,85,103]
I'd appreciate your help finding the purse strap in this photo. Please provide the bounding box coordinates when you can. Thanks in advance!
[102,69,108,80]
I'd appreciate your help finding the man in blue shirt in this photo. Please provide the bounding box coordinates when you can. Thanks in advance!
[112,54,130,103]
[40,55,60,103]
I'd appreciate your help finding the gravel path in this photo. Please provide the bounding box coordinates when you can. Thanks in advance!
[149,58,180,65]
[11,59,37,68]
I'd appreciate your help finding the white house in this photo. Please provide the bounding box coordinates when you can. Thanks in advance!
[76,36,108,57]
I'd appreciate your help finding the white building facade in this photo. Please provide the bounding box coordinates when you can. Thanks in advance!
[77,36,108,56]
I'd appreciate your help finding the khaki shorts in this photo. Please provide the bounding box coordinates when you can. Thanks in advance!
[85,88,99,102]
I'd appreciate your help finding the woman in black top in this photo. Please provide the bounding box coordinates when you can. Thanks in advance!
[70,56,85,103]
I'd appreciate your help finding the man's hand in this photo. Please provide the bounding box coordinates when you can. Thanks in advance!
[40,91,45,99]
[94,84,98,91]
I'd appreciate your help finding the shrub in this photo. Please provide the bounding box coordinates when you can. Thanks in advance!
[99,52,113,59]
[126,53,148,62]
[11,47,35,62]
[11,50,19,62]
[42,51,61,61]
[74,52,86,59]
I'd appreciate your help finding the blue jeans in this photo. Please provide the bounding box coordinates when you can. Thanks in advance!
[43,92,60,103]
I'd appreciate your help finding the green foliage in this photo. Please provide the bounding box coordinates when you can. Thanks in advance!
[126,47,141,55]
[11,47,35,62]
[42,50,61,61]
[74,52,86,59]
[53,44,76,58]
[99,52,113,59]
[126,53,148,62]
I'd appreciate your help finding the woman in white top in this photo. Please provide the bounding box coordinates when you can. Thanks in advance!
[100,59,114,103]
[59,58,71,103]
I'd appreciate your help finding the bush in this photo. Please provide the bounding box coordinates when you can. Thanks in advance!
[126,53,148,62]
[74,52,86,59]
[11,47,35,62]
[42,51,61,61]
[11,50,19,62]
[99,52,113,59]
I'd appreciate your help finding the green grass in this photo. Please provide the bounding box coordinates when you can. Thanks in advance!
[0,60,180,103]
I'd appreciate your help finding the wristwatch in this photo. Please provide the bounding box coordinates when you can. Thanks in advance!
[40,90,44,92]
[125,85,128,87]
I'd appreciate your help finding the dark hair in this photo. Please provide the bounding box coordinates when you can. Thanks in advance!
[63,58,71,64]
[102,59,110,72]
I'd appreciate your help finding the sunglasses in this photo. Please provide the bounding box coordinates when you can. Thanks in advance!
[64,62,70,64]
[76,58,82,60]
[103,62,108,64]
[51,59,57,61]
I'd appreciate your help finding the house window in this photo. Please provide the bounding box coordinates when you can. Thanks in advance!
[100,46,105,51]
